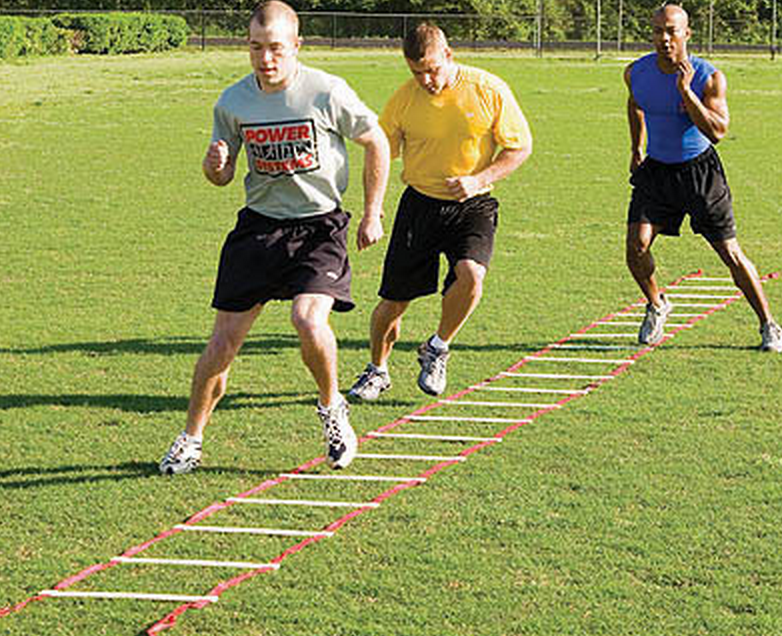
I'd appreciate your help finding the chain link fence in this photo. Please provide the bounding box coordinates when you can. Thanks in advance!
[2,6,780,59]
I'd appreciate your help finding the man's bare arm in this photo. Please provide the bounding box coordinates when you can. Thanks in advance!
[677,61,729,144]
[351,124,390,252]
[624,63,646,173]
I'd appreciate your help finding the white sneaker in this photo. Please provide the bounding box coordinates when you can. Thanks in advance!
[638,294,673,345]
[760,321,782,353]
[348,364,391,401]
[318,400,357,469]
[417,337,449,396]
[159,431,202,475]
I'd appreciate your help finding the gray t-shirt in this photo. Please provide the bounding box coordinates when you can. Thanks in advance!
[212,64,377,219]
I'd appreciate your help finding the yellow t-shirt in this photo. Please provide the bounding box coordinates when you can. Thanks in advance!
[380,64,530,200]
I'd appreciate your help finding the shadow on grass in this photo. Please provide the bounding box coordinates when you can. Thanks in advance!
[0,461,282,490]
[669,343,758,352]
[0,391,320,413]
[0,333,536,356]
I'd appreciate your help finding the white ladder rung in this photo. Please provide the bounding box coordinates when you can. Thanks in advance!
[501,372,613,380]
[227,497,379,509]
[111,556,279,570]
[440,399,559,408]
[671,285,736,290]
[409,415,534,423]
[596,321,642,326]
[569,333,637,339]
[366,432,501,443]
[355,453,466,462]
[624,313,702,317]
[477,386,589,395]
[666,293,738,299]
[686,277,733,281]
[174,525,333,538]
[670,303,722,308]
[40,590,219,603]
[523,356,634,364]
[280,473,426,483]
[550,344,638,351]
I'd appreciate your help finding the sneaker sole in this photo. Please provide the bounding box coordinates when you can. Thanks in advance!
[346,385,391,402]
[417,376,443,396]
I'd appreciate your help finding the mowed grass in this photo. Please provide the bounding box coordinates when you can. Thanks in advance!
[0,49,781,636]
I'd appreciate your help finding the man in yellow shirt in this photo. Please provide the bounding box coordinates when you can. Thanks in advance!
[349,23,532,400]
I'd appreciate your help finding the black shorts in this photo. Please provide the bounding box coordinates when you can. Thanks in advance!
[628,145,737,242]
[212,207,354,313]
[379,187,499,302]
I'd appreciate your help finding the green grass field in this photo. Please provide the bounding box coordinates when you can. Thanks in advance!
[1,49,781,636]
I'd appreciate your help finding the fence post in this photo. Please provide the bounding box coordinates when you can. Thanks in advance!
[617,0,623,52]
[331,12,336,49]
[536,0,543,57]
[708,0,714,56]
[773,0,778,61]
[200,8,205,52]
[595,0,601,60]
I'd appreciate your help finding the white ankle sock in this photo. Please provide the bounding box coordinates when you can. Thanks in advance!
[430,334,449,351]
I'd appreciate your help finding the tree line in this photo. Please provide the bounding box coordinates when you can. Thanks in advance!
[1,0,777,44]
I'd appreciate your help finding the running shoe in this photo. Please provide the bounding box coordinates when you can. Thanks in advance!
[159,431,202,475]
[318,399,357,469]
[638,294,673,345]
[348,364,392,401]
[760,320,782,353]
[417,337,449,396]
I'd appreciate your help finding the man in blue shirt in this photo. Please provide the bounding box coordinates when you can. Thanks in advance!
[624,4,780,351]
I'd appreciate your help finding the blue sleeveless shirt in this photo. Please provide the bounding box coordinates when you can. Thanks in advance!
[631,53,715,163]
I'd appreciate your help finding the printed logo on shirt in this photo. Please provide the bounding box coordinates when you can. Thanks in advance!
[241,119,320,178]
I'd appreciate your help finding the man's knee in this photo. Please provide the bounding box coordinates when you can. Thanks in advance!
[203,330,244,369]
[711,237,744,266]
[454,260,487,291]
[626,224,654,264]
[291,297,332,339]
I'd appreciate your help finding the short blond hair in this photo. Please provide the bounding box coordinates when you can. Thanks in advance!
[403,22,449,61]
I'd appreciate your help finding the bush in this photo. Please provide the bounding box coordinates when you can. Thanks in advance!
[0,16,70,59]
[0,16,24,59]
[52,13,189,55]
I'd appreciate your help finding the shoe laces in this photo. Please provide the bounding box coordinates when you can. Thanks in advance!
[357,367,386,388]
[319,402,348,445]
[422,344,448,372]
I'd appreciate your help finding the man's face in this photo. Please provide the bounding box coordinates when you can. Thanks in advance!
[248,17,300,91]
[652,9,690,64]
[406,45,454,95]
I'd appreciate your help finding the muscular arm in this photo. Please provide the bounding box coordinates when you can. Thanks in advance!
[445,113,533,203]
[351,123,390,251]
[624,63,646,173]
[677,61,730,144]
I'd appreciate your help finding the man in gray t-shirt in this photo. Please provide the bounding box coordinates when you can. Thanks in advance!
[160,0,390,476]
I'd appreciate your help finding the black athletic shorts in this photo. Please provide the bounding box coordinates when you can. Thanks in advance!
[379,186,499,302]
[212,207,354,312]
[628,145,737,242]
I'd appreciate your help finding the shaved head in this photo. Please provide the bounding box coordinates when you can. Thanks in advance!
[653,4,689,27]
[250,1,299,36]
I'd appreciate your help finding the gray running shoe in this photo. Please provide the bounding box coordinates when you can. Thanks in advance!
[417,338,450,396]
[760,320,782,353]
[318,400,357,469]
[159,431,202,475]
[348,364,391,401]
[638,295,673,345]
